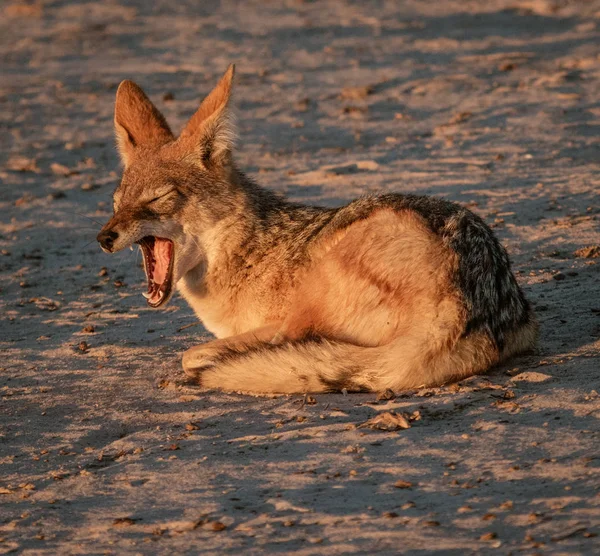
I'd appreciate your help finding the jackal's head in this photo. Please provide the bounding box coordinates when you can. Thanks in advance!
[97,65,237,308]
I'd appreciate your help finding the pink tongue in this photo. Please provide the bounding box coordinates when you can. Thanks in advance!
[153,238,171,284]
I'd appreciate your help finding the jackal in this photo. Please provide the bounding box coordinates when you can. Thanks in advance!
[97,65,537,394]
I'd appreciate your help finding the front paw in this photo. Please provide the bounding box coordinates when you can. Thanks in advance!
[182,347,217,380]
[182,362,214,380]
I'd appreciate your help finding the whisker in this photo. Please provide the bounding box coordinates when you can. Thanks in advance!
[187,235,204,254]
[79,238,99,250]
[60,210,106,226]
[112,250,131,277]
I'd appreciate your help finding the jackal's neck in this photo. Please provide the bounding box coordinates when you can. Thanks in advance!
[177,167,334,336]
[233,168,334,244]
[186,167,333,269]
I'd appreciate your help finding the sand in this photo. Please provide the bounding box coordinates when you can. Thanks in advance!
[1,0,599,553]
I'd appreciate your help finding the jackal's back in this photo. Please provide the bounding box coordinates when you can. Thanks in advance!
[311,193,535,354]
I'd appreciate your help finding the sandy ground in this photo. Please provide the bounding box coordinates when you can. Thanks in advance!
[1,0,600,553]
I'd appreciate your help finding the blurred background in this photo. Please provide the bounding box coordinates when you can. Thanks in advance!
[1,1,599,553]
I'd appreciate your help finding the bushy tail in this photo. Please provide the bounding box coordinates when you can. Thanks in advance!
[198,331,501,394]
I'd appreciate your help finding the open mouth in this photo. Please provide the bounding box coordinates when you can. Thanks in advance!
[137,236,174,308]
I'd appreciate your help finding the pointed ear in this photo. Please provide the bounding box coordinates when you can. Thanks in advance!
[114,80,174,166]
[178,64,236,168]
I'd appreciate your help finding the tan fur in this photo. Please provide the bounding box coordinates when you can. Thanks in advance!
[99,65,537,395]
[191,210,500,394]
[196,332,499,394]
[281,210,462,347]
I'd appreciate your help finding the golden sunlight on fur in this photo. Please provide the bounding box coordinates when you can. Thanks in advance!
[99,66,537,395]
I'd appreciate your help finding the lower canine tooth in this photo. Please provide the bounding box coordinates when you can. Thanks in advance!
[142,292,151,299]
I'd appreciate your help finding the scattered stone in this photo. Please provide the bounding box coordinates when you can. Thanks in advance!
[480,532,497,541]
[294,98,311,112]
[550,526,587,542]
[393,480,413,489]
[48,191,66,200]
[50,162,72,176]
[65,141,84,150]
[113,517,138,527]
[359,411,411,431]
[376,389,396,401]
[340,85,375,100]
[342,105,367,117]
[448,111,472,124]
[355,160,379,171]
[30,297,60,311]
[7,155,39,172]
[574,245,599,259]
[511,371,552,383]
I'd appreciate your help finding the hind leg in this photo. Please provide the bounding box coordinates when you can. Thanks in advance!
[182,323,283,380]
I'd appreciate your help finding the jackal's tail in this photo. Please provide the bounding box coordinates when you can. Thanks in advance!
[196,320,536,394]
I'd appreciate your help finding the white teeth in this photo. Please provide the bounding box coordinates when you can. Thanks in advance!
[129,246,134,251]
[142,292,151,299]
[158,290,164,300]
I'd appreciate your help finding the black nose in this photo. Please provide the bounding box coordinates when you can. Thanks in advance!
[97,229,119,252]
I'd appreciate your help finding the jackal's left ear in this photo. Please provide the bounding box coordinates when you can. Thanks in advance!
[178,64,236,168]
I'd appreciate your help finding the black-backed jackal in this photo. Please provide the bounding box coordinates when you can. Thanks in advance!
[97,65,537,394]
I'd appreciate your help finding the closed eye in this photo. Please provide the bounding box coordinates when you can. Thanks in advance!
[148,190,175,204]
